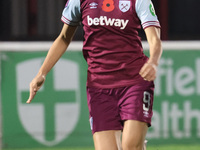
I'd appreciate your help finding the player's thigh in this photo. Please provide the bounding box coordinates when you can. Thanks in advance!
[87,87,123,133]
[93,130,122,150]
[122,120,148,150]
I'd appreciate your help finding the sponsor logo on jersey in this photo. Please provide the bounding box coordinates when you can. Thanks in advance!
[149,1,156,16]
[119,0,131,12]
[90,2,98,9]
[102,0,115,12]
[87,15,129,30]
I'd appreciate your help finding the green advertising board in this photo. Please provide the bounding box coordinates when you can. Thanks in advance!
[0,51,93,148]
[0,48,200,148]
[146,50,200,144]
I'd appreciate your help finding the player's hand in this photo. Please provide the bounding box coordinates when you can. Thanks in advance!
[139,62,157,81]
[26,74,46,104]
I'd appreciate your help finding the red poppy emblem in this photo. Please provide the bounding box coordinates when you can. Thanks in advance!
[102,0,115,12]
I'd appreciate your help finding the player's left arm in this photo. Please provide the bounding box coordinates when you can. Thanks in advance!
[139,26,162,81]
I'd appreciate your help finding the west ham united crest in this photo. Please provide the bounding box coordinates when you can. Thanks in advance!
[119,0,131,12]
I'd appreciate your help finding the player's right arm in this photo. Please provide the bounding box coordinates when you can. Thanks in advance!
[26,24,77,104]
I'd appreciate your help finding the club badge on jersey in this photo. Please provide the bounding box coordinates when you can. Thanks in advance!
[101,0,131,13]
[119,0,131,12]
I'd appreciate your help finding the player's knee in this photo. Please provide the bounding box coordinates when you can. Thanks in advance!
[122,146,143,150]
[122,141,143,150]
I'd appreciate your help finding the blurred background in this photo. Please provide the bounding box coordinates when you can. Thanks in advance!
[0,0,200,41]
[0,0,200,150]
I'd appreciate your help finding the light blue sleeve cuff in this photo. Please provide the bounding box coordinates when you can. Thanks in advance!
[61,0,81,26]
[135,0,161,29]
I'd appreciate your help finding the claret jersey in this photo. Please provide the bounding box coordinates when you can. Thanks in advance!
[61,0,161,88]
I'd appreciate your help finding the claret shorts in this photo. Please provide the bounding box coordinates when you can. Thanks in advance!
[87,81,154,134]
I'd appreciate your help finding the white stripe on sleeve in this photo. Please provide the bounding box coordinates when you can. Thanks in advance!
[61,0,81,26]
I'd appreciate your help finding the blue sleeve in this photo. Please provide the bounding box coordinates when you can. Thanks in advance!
[135,0,160,29]
[61,0,81,26]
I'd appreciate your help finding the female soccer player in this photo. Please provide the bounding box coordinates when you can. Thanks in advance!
[27,0,162,150]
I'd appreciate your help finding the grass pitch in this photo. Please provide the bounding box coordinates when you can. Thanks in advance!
[4,145,200,150]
